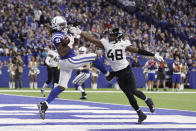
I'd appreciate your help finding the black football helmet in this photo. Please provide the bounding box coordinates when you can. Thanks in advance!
[108,28,123,43]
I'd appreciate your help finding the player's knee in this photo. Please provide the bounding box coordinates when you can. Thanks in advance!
[130,88,137,94]
[72,80,76,85]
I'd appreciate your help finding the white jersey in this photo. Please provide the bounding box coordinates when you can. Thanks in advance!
[45,50,59,67]
[101,38,131,72]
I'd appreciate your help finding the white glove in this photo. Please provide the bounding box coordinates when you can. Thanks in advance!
[154,53,164,62]
[69,27,81,37]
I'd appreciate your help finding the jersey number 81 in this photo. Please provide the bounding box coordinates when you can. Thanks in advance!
[107,49,123,61]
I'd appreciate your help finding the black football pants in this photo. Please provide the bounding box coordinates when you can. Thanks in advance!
[46,66,60,88]
[115,66,147,111]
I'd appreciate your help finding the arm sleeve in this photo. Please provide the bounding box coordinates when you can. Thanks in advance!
[124,39,132,47]
[138,49,154,56]
[100,39,107,48]
[45,56,52,66]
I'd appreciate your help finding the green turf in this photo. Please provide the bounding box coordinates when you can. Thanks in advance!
[0,87,196,92]
[0,88,196,111]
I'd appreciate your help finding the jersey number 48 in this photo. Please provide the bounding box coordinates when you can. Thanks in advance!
[107,49,123,61]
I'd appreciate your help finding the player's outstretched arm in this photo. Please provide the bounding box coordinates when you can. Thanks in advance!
[80,32,104,49]
[126,46,164,62]
[69,27,104,49]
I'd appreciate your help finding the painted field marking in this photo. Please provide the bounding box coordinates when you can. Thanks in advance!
[0,94,196,131]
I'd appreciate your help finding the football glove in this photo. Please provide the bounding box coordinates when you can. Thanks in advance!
[154,53,164,62]
[69,27,81,38]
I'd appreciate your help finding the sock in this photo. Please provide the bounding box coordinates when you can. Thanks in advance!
[93,58,107,74]
[144,97,148,101]
[13,82,15,89]
[30,82,33,89]
[114,83,120,90]
[92,83,97,90]
[46,86,63,104]
[145,83,148,90]
[182,84,184,90]
[9,82,12,89]
[34,82,37,89]
[78,86,84,92]
[42,83,48,90]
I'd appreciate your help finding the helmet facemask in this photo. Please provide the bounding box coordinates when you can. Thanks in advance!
[108,28,123,43]
[51,16,68,33]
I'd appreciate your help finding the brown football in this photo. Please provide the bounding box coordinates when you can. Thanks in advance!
[62,36,70,46]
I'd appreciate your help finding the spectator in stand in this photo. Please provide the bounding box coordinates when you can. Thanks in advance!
[0,60,2,75]
[180,58,188,90]
[132,57,140,68]
[144,57,158,91]
[0,0,195,90]
[91,67,100,90]
[156,59,168,91]
[14,55,24,89]
[187,58,193,71]
[191,61,196,72]
[28,56,39,89]
[172,57,181,92]
[7,58,15,89]
[142,64,149,90]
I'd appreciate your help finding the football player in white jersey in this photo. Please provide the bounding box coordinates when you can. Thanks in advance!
[70,27,164,124]
[41,47,60,97]
[37,16,109,119]
[72,46,90,99]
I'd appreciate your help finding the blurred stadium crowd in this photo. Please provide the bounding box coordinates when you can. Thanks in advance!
[0,0,195,87]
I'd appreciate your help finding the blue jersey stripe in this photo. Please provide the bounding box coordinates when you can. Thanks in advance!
[52,32,66,41]
[68,59,93,64]
[52,34,65,41]
[69,58,95,64]
[70,56,96,61]
[74,73,86,84]
[52,34,65,38]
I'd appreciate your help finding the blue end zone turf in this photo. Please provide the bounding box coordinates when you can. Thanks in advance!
[0,94,196,131]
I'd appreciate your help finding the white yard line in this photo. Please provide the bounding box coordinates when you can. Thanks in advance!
[0,90,196,93]
[0,93,196,112]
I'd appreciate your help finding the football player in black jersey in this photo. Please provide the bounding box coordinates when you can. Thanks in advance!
[70,27,164,124]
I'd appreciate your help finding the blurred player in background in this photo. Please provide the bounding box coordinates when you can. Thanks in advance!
[180,58,188,90]
[172,56,181,92]
[72,46,90,99]
[70,27,164,124]
[156,59,168,91]
[7,58,15,89]
[28,56,39,89]
[37,16,109,120]
[41,47,60,97]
